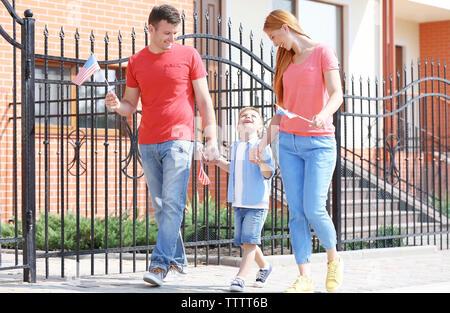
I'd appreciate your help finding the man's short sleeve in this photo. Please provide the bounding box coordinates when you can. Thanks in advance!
[190,48,208,81]
[126,56,139,88]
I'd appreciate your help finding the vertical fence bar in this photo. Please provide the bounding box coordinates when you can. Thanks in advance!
[89,30,96,276]
[104,32,110,275]
[74,28,81,278]
[131,27,137,272]
[333,103,342,250]
[43,25,50,278]
[117,29,124,273]
[13,0,19,268]
[21,9,36,283]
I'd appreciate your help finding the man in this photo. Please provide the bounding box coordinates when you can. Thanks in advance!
[105,4,219,287]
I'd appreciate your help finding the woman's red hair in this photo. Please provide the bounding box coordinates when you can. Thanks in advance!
[263,10,310,105]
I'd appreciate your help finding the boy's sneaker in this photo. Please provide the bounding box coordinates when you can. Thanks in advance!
[143,267,165,286]
[229,277,245,292]
[254,265,272,287]
[284,276,314,293]
[326,257,343,292]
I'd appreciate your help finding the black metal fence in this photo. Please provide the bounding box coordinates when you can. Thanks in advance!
[0,3,449,283]
[337,65,449,251]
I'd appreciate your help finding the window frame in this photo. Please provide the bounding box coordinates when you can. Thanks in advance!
[34,60,128,138]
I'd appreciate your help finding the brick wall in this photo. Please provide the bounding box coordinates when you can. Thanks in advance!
[419,20,449,142]
[0,0,197,223]
[420,20,450,65]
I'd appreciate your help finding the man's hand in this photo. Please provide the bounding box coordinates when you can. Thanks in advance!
[105,92,121,111]
[203,140,220,162]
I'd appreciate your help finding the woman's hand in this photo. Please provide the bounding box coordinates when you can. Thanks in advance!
[311,111,330,129]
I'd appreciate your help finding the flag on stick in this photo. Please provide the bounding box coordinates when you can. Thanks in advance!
[198,161,211,185]
[72,53,101,86]
[196,144,211,185]
[275,104,313,123]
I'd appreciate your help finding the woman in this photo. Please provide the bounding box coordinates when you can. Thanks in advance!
[250,9,344,293]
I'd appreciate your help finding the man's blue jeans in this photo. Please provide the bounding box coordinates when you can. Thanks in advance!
[139,140,194,274]
[278,131,337,264]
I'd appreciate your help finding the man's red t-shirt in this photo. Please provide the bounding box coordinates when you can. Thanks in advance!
[126,43,207,144]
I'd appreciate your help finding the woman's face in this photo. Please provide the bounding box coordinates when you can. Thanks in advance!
[265,24,292,50]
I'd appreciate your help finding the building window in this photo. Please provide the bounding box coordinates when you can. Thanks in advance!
[297,0,343,67]
[78,68,118,130]
[272,0,296,14]
[35,65,120,131]
[35,65,71,126]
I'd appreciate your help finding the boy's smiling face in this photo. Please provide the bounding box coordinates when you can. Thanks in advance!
[237,108,263,140]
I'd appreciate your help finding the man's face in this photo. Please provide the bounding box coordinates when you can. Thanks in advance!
[149,19,180,52]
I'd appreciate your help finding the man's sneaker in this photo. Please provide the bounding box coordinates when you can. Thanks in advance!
[143,267,165,286]
[284,276,314,293]
[326,257,343,292]
[254,265,272,287]
[229,277,245,292]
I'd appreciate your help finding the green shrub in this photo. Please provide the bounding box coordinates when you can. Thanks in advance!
[1,211,159,251]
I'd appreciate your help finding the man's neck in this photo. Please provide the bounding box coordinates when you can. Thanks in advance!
[148,43,166,54]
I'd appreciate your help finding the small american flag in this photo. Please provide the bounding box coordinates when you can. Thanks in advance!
[196,144,211,185]
[275,104,313,123]
[198,159,211,185]
[72,53,101,86]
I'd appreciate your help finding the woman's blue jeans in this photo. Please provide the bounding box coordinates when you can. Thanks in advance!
[139,140,193,274]
[278,131,337,264]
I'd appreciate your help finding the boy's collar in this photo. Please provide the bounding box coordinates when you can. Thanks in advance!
[238,136,259,145]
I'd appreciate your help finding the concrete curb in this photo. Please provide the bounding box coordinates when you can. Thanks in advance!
[187,245,438,267]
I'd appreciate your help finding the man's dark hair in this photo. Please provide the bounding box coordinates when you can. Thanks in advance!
[148,4,181,28]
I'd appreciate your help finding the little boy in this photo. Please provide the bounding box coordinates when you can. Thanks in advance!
[209,107,275,292]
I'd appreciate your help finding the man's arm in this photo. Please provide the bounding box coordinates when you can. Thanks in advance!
[105,86,140,117]
[192,77,219,161]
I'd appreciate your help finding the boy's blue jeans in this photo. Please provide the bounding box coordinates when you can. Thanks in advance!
[233,207,268,247]
[139,140,194,274]
[278,131,337,264]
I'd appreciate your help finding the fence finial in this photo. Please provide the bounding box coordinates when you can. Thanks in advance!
[24,9,33,18]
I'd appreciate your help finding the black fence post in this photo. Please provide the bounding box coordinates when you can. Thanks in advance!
[21,9,36,283]
[332,108,342,251]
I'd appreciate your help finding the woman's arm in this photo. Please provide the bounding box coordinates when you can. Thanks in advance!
[249,113,282,164]
[310,69,343,129]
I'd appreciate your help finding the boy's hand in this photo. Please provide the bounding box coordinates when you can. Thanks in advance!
[249,144,265,164]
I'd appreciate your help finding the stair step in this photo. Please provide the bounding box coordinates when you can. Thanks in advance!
[338,199,401,213]
[340,222,450,240]
[341,210,420,228]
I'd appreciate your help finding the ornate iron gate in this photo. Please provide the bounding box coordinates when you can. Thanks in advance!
[0,0,36,282]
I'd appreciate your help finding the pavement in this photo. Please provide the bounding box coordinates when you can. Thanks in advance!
[0,245,449,294]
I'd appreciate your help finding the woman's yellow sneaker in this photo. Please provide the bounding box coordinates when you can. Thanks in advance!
[326,257,343,292]
[284,275,314,293]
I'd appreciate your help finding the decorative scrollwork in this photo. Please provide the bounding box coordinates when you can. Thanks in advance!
[67,129,87,176]
[384,133,401,185]
[119,113,144,180]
